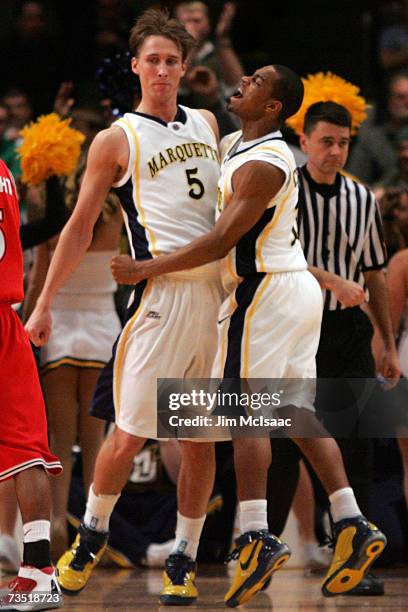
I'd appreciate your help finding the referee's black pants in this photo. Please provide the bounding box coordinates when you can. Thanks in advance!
[267,307,375,535]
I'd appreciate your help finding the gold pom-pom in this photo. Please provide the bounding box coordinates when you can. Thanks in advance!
[18,113,85,185]
[286,72,369,136]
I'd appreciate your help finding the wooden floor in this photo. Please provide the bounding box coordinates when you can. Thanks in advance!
[18,566,407,611]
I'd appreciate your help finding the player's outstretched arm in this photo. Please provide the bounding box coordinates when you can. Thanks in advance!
[26,127,127,346]
[111,160,285,284]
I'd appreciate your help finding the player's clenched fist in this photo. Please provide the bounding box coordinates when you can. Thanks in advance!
[111,254,144,284]
[25,307,52,346]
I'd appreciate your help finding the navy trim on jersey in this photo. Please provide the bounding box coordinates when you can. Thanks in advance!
[223,274,266,378]
[130,106,187,127]
[90,280,148,422]
[114,178,152,261]
[226,136,284,160]
[235,207,275,276]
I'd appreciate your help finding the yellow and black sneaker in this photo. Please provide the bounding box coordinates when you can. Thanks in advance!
[56,523,108,594]
[160,553,198,605]
[224,530,291,608]
[321,515,387,597]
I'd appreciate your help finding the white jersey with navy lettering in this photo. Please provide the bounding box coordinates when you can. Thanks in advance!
[217,130,307,286]
[112,106,220,273]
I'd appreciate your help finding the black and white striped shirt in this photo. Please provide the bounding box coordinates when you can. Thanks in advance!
[297,166,387,311]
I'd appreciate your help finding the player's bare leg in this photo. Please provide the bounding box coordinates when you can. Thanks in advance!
[1,468,64,610]
[224,438,291,608]
[57,427,145,593]
[160,441,215,606]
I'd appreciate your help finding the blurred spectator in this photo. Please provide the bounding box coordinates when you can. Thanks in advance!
[1,88,33,140]
[378,187,408,257]
[347,72,408,186]
[175,1,243,95]
[1,89,33,218]
[382,126,408,191]
[175,1,243,135]
[0,1,63,115]
[379,1,408,76]
[94,0,130,64]
[0,101,20,178]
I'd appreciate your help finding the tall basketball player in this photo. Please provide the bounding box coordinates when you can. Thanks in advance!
[26,7,222,606]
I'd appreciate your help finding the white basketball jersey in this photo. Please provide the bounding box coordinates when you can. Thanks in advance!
[217,130,307,285]
[112,106,220,267]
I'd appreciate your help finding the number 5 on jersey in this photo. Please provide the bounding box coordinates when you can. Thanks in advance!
[186,168,205,200]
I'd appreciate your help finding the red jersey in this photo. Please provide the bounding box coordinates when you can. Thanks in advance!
[0,159,24,303]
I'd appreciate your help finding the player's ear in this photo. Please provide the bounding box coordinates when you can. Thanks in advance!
[181,61,187,78]
[266,99,282,118]
[131,56,139,75]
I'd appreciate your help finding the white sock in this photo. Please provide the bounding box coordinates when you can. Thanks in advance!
[171,512,206,560]
[239,499,268,533]
[145,539,176,568]
[329,487,361,523]
[23,520,50,543]
[83,484,120,532]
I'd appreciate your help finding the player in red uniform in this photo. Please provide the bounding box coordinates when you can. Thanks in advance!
[0,159,63,610]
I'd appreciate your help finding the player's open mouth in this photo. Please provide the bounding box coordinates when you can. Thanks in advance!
[231,89,243,99]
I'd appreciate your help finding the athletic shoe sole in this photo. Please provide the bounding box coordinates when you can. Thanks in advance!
[321,533,387,597]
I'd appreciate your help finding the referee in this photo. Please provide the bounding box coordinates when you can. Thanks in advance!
[267,101,400,595]
[298,101,400,429]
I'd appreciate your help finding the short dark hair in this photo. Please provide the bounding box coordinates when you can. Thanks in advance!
[303,101,351,135]
[271,65,304,123]
[129,8,195,61]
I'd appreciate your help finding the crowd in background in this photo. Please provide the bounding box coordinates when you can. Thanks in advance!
[3,0,408,577]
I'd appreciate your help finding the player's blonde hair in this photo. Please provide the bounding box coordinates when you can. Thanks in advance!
[129,8,196,61]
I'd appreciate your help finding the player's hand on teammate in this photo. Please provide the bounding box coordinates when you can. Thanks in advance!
[331,277,366,307]
[25,307,53,346]
[111,254,144,284]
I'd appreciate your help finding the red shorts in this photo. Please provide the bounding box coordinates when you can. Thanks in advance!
[0,304,62,481]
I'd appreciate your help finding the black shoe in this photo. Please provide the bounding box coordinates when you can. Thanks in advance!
[56,523,108,593]
[224,530,290,607]
[344,571,384,596]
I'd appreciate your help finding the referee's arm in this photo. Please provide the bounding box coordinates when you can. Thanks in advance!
[308,266,365,308]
